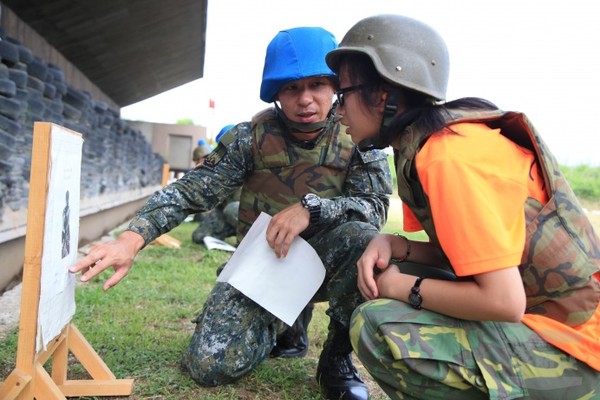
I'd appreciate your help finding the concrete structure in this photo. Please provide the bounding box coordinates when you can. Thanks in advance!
[127,121,208,173]
[0,1,209,292]
[0,0,207,107]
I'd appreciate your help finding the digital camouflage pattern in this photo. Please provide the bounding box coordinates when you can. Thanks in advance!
[182,220,380,386]
[126,106,393,386]
[192,199,239,243]
[351,299,600,400]
[394,109,600,326]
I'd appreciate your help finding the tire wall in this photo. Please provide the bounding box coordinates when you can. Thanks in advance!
[0,9,165,291]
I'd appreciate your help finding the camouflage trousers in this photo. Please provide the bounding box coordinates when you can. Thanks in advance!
[181,220,378,386]
[191,201,239,243]
[351,299,600,400]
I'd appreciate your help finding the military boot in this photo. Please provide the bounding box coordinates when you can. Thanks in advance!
[316,322,368,400]
[270,304,313,358]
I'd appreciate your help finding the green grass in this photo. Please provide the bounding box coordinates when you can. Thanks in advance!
[0,221,391,400]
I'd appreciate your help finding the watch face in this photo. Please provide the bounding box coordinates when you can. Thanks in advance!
[302,193,320,208]
[408,292,422,309]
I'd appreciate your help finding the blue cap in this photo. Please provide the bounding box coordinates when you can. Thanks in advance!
[197,139,207,146]
[216,124,235,143]
[260,27,338,103]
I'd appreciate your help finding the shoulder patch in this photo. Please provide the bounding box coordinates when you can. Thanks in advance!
[203,145,226,168]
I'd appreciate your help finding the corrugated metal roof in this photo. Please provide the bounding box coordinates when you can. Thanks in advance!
[1,0,207,106]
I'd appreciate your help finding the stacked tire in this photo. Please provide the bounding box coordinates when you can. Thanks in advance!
[0,27,165,223]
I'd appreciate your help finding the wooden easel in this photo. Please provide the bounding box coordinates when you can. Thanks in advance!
[152,163,181,249]
[0,123,133,399]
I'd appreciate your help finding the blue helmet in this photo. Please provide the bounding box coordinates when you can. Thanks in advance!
[216,124,235,143]
[260,27,338,103]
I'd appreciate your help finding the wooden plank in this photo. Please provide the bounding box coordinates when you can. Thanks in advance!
[59,379,135,397]
[15,122,52,374]
[33,364,66,400]
[162,163,170,187]
[50,330,69,386]
[0,368,31,400]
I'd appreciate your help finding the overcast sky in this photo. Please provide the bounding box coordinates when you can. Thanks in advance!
[121,0,600,166]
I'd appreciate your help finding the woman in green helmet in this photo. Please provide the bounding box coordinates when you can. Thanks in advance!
[326,14,600,400]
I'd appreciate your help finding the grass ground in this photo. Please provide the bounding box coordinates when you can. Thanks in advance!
[0,221,393,400]
[1,197,599,399]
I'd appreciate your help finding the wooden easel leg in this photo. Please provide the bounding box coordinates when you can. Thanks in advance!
[56,324,134,397]
[51,330,69,385]
[0,368,31,400]
[33,364,66,400]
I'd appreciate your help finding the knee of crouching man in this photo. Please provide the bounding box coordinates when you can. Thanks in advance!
[180,347,239,387]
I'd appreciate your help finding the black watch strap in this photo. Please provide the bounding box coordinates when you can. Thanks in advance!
[408,277,425,310]
[301,193,321,224]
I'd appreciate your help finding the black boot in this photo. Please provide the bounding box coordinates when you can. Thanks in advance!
[316,322,368,400]
[270,304,313,358]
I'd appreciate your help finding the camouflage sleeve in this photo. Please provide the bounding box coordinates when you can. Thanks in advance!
[127,124,253,245]
[320,148,393,230]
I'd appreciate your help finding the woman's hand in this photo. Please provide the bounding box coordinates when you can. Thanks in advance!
[69,230,145,291]
[357,234,395,300]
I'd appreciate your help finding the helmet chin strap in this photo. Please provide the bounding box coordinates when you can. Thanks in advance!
[275,103,337,134]
[357,93,399,151]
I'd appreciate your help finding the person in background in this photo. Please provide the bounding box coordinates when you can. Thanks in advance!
[191,124,240,244]
[192,139,213,167]
[71,26,392,400]
[325,13,600,400]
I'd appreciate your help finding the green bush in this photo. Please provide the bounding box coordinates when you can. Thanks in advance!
[561,165,600,201]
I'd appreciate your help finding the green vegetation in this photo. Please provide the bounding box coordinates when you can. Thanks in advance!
[561,164,600,204]
[177,118,195,125]
[0,223,387,400]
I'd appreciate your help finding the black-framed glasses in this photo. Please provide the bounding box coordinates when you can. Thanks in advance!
[335,84,371,106]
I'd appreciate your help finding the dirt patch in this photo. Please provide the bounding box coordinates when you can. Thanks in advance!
[0,283,21,340]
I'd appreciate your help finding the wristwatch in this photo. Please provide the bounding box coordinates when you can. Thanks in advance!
[408,277,425,310]
[301,193,321,224]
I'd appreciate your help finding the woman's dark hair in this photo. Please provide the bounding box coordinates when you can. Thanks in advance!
[338,53,499,141]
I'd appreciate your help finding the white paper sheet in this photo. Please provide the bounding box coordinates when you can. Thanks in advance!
[216,212,325,326]
[203,236,237,252]
[37,125,82,351]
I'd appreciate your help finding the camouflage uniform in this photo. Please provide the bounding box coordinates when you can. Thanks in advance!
[127,108,393,386]
[192,194,240,243]
[351,299,600,400]
[351,110,600,399]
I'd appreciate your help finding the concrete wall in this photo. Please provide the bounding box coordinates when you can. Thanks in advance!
[127,121,208,172]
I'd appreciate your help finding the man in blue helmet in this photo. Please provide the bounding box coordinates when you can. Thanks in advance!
[70,26,392,400]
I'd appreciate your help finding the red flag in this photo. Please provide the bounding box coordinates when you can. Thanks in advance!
[209,99,215,109]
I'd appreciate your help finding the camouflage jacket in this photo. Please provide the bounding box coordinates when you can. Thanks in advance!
[128,107,392,244]
[395,108,600,326]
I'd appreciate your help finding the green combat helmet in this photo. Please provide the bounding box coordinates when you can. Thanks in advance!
[326,14,449,149]
[326,14,449,100]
